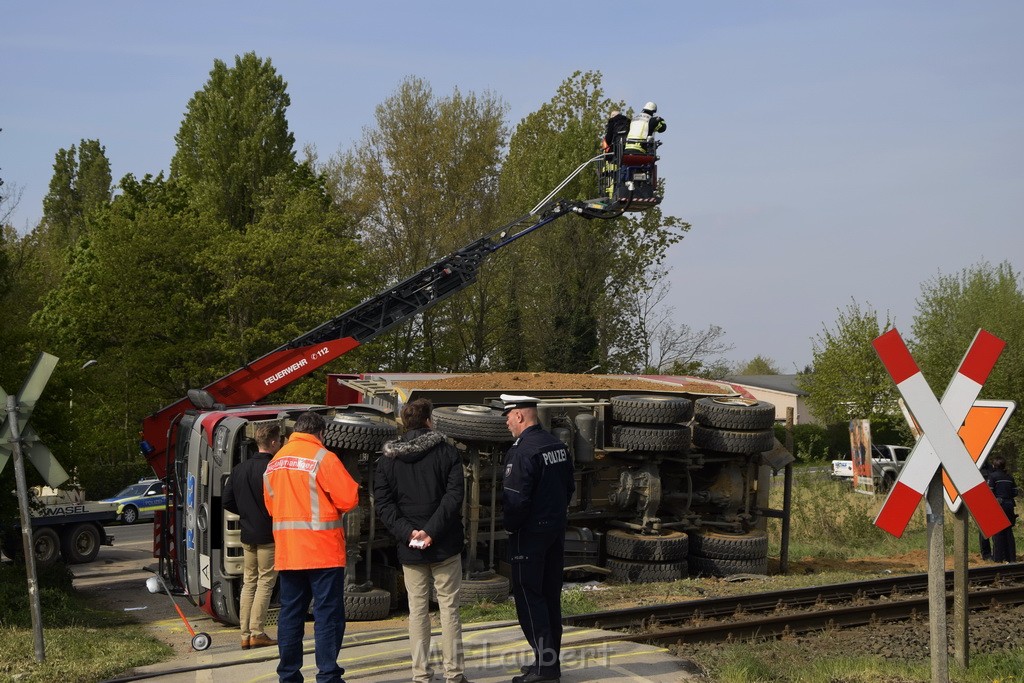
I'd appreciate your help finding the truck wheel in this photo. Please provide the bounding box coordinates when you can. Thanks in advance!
[323,414,398,453]
[61,523,102,564]
[689,530,768,560]
[33,527,62,569]
[458,575,510,605]
[610,394,693,424]
[688,555,768,578]
[881,472,897,493]
[432,405,512,444]
[692,425,775,454]
[694,397,776,430]
[611,424,690,452]
[607,558,686,583]
[344,587,391,621]
[605,529,688,562]
[122,505,139,525]
[1,533,22,561]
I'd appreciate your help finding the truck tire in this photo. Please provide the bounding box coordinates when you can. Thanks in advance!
[692,425,775,454]
[323,414,397,453]
[344,587,392,621]
[61,523,102,564]
[607,558,686,583]
[605,529,688,562]
[33,527,62,569]
[694,397,776,430]
[610,394,693,424]
[432,405,512,444]
[458,575,510,605]
[611,424,690,452]
[1,532,22,560]
[689,530,768,560]
[688,555,768,578]
[122,505,140,525]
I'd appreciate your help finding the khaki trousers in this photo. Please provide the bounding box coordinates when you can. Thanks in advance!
[403,552,465,683]
[239,542,278,638]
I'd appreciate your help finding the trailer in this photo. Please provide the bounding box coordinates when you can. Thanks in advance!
[1,488,116,567]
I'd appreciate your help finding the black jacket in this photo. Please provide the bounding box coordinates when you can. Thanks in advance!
[988,468,1019,514]
[222,452,274,545]
[374,429,465,565]
[502,425,575,533]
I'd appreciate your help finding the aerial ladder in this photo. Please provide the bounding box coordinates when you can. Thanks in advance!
[141,146,663,480]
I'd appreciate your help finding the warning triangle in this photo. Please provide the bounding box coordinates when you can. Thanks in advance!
[943,399,1016,511]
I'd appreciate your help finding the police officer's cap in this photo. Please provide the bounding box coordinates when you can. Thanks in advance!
[500,393,540,414]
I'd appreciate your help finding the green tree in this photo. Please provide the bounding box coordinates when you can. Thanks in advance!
[495,70,688,373]
[735,355,782,375]
[171,52,297,231]
[798,300,902,428]
[40,139,112,250]
[911,261,1024,460]
[331,76,508,371]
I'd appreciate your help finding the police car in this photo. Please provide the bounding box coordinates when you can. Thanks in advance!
[101,478,167,524]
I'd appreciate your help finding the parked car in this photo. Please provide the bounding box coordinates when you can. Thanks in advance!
[831,444,911,492]
[101,478,167,524]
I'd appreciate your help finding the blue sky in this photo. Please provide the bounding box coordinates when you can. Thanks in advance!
[3,2,1022,372]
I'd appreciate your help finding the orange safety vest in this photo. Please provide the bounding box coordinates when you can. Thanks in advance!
[263,431,359,570]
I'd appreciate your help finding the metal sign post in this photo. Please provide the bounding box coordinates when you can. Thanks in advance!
[5,395,46,662]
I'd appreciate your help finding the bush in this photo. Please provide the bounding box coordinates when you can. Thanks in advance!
[774,423,830,463]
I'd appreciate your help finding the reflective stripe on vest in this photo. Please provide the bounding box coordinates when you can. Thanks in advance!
[268,448,343,531]
[626,113,652,149]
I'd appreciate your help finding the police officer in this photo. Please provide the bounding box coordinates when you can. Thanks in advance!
[624,101,667,155]
[501,394,575,683]
[987,456,1019,562]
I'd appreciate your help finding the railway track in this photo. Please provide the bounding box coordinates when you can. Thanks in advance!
[565,562,1024,645]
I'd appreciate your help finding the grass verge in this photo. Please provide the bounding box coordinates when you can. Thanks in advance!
[0,562,171,683]
[683,637,1024,683]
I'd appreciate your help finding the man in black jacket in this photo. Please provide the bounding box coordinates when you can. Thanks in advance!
[375,398,469,683]
[501,394,575,683]
[223,423,282,649]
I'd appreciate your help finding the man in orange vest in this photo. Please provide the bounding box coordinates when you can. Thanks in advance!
[264,411,359,683]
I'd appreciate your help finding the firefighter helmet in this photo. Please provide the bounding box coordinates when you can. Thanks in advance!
[643,101,657,113]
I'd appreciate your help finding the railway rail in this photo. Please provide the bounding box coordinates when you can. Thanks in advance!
[565,562,1024,645]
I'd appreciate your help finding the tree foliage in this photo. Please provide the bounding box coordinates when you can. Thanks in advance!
[495,70,689,373]
[330,76,508,372]
[734,355,782,376]
[171,52,297,231]
[627,266,732,376]
[798,300,902,428]
[910,261,1024,461]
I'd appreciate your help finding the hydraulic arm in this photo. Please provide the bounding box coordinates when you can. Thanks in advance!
[141,199,602,477]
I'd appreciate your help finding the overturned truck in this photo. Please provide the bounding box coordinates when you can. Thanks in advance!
[163,370,792,624]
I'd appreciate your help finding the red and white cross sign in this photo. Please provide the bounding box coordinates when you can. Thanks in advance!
[872,329,1010,538]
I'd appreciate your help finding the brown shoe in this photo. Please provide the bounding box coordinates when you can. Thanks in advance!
[249,633,277,648]
[240,636,251,650]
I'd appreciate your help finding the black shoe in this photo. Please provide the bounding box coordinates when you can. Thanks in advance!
[512,673,560,683]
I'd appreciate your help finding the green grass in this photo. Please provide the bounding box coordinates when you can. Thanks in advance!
[684,637,1024,683]
[459,586,600,623]
[0,563,172,683]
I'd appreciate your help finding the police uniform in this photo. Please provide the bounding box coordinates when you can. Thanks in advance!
[501,396,575,683]
[987,465,1019,562]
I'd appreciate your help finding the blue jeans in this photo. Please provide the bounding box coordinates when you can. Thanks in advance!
[277,566,346,683]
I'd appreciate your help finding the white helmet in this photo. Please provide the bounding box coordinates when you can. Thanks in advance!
[643,101,657,113]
